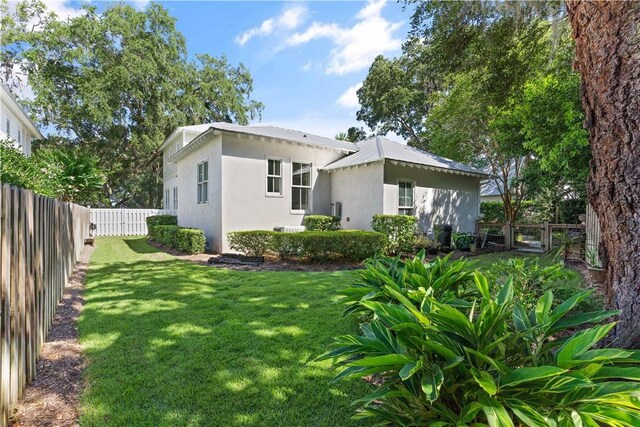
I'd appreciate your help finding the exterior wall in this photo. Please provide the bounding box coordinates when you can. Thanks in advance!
[174,133,223,252]
[219,134,345,252]
[0,99,34,155]
[329,162,384,230]
[383,163,481,234]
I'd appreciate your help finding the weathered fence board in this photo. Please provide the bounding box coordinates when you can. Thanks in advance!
[90,208,175,236]
[0,184,90,426]
[585,204,602,267]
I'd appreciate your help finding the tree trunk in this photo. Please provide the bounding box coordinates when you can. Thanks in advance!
[567,1,640,348]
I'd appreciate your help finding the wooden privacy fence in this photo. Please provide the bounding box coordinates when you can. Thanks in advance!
[90,208,175,236]
[0,184,90,426]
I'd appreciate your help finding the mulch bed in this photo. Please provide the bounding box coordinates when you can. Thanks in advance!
[10,244,95,427]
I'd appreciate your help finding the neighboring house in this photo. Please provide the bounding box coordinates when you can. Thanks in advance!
[480,179,504,202]
[161,123,488,253]
[0,84,43,155]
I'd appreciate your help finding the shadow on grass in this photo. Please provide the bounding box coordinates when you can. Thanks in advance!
[124,237,162,254]
[80,238,369,426]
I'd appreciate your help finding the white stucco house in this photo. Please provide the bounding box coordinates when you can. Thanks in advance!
[0,84,43,155]
[161,123,489,253]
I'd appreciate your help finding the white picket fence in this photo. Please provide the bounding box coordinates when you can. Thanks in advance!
[90,208,175,236]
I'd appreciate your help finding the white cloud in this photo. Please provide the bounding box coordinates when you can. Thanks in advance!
[42,1,86,20]
[287,0,403,75]
[236,5,308,46]
[336,82,362,109]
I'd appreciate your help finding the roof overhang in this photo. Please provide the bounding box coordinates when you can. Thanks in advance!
[219,128,355,154]
[168,128,216,162]
[386,159,489,178]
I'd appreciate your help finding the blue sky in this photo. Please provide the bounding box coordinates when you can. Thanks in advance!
[46,0,412,139]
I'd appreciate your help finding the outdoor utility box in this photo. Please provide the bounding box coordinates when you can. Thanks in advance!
[435,224,452,248]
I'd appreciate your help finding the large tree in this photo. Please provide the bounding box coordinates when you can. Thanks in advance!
[1,0,263,207]
[567,1,640,348]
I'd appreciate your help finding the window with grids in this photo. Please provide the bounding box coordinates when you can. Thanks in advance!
[291,162,311,211]
[197,160,208,204]
[173,187,178,210]
[398,181,414,215]
[164,189,170,209]
[266,158,282,195]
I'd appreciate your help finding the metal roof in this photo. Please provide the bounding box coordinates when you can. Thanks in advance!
[321,136,489,178]
[162,122,356,153]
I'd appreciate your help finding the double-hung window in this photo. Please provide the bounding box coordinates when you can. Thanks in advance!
[5,119,9,135]
[173,187,178,210]
[291,162,311,211]
[17,129,22,145]
[197,160,208,204]
[164,189,170,210]
[398,181,414,215]
[266,158,282,195]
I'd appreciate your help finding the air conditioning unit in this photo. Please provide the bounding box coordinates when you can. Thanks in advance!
[273,225,306,233]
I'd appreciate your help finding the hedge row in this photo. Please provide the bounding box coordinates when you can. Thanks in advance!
[146,214,178,228]
[149,225,205,255]
[302,215,341,231]
[227,230,386,262]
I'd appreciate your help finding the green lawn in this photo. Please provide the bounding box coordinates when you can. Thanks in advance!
[78,239,591,426]
[79,237,373,427]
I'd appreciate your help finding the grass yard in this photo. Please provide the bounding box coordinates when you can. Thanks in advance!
[79,237,373,427]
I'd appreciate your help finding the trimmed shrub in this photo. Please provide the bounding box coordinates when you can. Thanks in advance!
[146,214,178,228]
[149,224,205,254]
[480,201,505,222]
[225,230,386,262]
[270,232,304,260]
[227,230,273,257]
[371,214,417,254]
[303,215,341,231]
[176,228,206,254]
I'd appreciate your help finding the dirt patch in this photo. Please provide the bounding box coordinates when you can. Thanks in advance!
[10,244,95,427]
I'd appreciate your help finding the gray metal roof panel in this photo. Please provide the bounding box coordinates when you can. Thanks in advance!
[322,136,488,177]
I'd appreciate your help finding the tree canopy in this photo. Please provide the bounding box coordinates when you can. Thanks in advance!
[356,0,588,221]
[1,0,263,207]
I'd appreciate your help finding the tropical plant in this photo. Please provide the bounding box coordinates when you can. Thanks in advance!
[486,257,565,309]
[320,272,636,426]
[338,252,476,316]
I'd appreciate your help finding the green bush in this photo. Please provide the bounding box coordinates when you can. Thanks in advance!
[299,231,386,262]
[146,214,178,228]
[149,224,205,255]
[225,230,386,262]
[227,230,273,257]
[371,214,417,254]
[302,215,341,231]
[480,201,505,222]
[270,232,304,260]
[176,228,206,254]
[321,257,634,426]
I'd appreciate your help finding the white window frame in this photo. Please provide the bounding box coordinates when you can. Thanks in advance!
[398,179,415,216]
[17,128,22,145]
[197,160,209,205]
[164,189,170,210]
[173,186,178,211]
[5,118,9,135]
[290,160,312,214]
[266,157,283,197]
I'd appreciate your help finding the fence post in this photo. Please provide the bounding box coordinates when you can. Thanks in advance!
[542,221,549,252]
[504,223,512,250]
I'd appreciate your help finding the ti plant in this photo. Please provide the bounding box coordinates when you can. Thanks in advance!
[320,271,639,426]
[338,251,477,317]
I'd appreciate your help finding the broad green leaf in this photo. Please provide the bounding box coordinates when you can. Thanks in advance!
[513,303,531,332]
[505,399,548,427]
[474,272,491,299]
[421,364,444,403]
[501,366,567,387]
[592,366,640,381]
[496,277,513,306]
[399,359,423,380]
[471,368,497,395]
[549,310,618,335]
[479,394,514,427]
[556,323,616,368]
[535,291,554,325]
[349,354,413,368]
